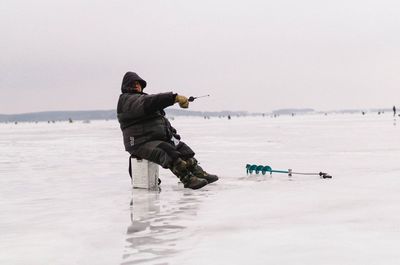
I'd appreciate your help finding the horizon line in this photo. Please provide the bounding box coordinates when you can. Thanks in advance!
[0,106,396,116]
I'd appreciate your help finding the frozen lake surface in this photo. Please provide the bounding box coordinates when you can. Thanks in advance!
[1,114,399,264]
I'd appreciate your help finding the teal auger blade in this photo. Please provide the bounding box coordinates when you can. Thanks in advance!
[255,165,264,174]
[249,165,257,174]
[245,164,251,174]
[246,164,273,175]
[261,166,272,175]
[246,164,258,174]
[246,164,260,174]
[245,164,289,175]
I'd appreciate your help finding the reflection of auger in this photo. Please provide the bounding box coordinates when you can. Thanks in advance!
[246,164,332,179]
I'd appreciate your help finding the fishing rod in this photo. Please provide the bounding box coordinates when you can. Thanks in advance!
[188,94,210,102]
[246,164,332,179]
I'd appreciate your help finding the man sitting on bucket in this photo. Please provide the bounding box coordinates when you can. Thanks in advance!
[117,72,218,190]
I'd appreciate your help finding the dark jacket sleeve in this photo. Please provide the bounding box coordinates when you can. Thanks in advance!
[118,92,176,120]
[143,92,177,114]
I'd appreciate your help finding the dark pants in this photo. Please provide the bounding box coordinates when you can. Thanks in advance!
[130,140,195,169]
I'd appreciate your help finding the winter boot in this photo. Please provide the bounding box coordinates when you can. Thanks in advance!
[186,158,219,184]
[171,158,208,190]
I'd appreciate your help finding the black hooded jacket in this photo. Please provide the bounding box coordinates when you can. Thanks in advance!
[117,72,179,152]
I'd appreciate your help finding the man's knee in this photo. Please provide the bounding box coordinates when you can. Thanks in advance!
[148,148,175,168]
[146,142,181,168]
[132,141,190,169]
[176,142,195,160]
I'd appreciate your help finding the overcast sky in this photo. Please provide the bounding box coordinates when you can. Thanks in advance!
[1,0,399,114]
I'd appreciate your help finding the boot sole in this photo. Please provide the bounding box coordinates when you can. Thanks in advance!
[199,176,218,184]
[184,181,208,190]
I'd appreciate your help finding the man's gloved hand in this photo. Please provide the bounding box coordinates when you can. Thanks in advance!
[175,94,189,108]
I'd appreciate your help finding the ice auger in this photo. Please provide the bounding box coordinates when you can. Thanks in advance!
[246,164,332,179]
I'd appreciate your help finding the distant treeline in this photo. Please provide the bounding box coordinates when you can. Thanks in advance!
[0,110,116,123]
[0,109,249,122]
[0,107,394,122]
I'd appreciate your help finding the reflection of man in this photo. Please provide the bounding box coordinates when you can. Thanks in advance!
[117,72,218,190]
[394,106,397,117]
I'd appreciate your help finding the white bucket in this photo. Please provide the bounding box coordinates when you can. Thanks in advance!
[131,158,159,190]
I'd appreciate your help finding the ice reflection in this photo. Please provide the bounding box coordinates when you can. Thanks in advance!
[121,188,204,265]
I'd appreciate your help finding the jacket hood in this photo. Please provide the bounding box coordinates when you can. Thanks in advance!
[121,72,147,93]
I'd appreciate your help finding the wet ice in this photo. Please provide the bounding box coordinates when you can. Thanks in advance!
[1,114,399,265]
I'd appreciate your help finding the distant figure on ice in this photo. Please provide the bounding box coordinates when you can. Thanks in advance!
[393,106,397,117]
[117,72,218,190]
